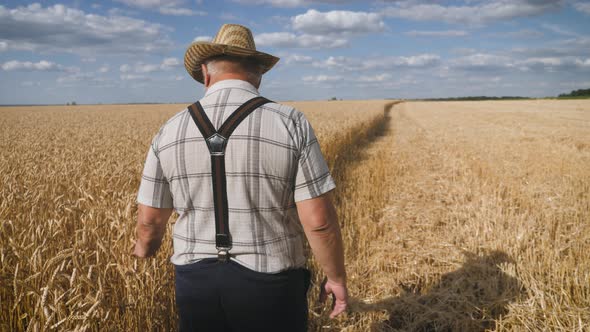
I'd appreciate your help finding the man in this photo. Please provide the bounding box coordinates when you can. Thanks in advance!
[134,24,348,331]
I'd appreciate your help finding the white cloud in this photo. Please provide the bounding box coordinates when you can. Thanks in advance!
[0,3,173,55]
[542,23,579,37]
[405,30,468,37]
[381,0,565,25]
[490,29,544,39]
[120,57,182,74]
[193,36,213,42]
[313,54,441,71]
[358,73,392,82]
[1,60,65,71]
[219,12,239,21]
[217,9,382,52]
[302,74,343,82]
[450,53,513,70]
[283,54,314,64]
[368,54,441,69]
[98,65,110,73]
[135,63,160,73]
[120,73,148,80]
[574,2,590,15]
[510,36,590,58]
[159,7,206,16]
[292,9,385,35]
[233,0,353,8]
[236,0,305,6]
[518,57,590,71]
[255,32,348,49]
[447,52,590,73]
[21,81,41,87]
[161,57,181,69]
[120,64,131,73]
[57,72,103,84]
[559,80,590,88]
[114,0,206,16]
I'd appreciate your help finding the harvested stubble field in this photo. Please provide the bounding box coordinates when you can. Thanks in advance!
[1,99,589,331]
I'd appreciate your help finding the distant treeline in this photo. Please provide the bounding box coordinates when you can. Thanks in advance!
[419,96,531,101]
[558,88,590,98]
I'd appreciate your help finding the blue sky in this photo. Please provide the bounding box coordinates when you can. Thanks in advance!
[1,0,589,104]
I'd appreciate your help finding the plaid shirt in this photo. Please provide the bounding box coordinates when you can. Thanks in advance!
[137,79,335,273]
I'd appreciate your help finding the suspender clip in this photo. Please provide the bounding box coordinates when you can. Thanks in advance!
[216,234,232,262]
[217,248,231,262]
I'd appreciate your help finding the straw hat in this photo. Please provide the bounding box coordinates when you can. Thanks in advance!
[184,24,280,83]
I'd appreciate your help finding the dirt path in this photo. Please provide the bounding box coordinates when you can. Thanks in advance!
[334,100,590,331]
[327,102,525,331]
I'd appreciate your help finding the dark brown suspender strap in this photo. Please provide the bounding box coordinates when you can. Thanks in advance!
[187,96,271,262]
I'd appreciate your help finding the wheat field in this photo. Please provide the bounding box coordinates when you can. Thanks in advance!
[1,99,589,331]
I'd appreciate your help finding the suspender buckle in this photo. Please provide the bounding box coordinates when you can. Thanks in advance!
[206,133,227,156]
[217,248,231,262]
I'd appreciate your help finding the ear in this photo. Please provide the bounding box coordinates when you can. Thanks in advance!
[201,63,210,87]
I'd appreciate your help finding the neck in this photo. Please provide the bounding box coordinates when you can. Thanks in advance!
[208,73,259,89]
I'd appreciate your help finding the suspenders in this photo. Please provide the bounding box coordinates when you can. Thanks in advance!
[187,96,272,262]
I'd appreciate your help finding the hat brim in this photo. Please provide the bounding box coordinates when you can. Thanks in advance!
[184,42,280,84]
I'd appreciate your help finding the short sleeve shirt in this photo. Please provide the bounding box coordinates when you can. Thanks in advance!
[137,79,335,273]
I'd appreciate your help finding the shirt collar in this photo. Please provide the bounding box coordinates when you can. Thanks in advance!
[204,79,260,97]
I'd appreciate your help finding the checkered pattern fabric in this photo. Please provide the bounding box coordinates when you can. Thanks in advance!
[137,80,335,273]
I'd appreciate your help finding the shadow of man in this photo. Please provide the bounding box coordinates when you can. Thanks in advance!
[350,250,524,331]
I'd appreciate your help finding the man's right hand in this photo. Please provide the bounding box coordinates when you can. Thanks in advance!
[320,278,348,318]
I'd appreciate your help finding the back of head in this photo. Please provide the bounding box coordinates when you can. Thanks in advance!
[205,55,264,87]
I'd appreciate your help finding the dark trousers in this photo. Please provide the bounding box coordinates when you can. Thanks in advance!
[175,259,311,332]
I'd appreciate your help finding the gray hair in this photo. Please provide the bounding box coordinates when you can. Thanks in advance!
[205,55,264,84]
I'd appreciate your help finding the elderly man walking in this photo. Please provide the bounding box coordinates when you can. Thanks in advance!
[133,24,348,331]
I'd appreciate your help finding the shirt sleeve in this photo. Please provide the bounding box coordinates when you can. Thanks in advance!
[293,112,336,202]
[137,138,174,209]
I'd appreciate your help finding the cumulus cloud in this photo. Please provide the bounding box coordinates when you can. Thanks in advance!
[193,36,213,42]
[448,52,590,73]
[57,72,110,84]
[120,73,148,81]
[255,32,348,49]
[381,0,565,25]
[114,0,207,16]
[120,57,182,74]
[518,56,590,71]
[511,36,590,58]
[283,54,314,64]
[21,81,41,87]
[313,54,441,71]
[405,30,469,37]
[574,2,590,15]
[358,73,392,82]
[233,0,355,8]
[292,9,385,35]
[0,3,173,55]
[256,9,385,50]
[489,29,544,39]
[302,74,343,83]
[542,23,579,37]
[1,60,69,71]
[161,57,181,69]
[449,53,514,71]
